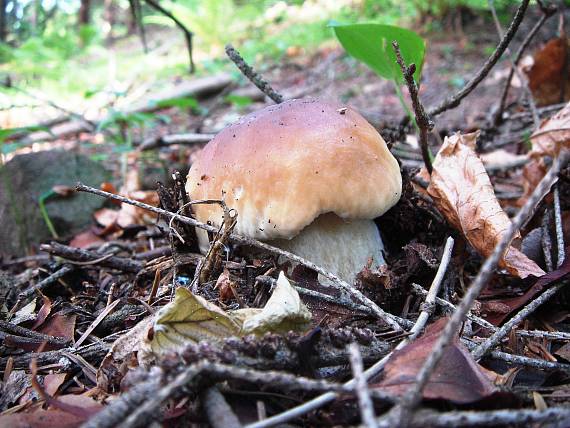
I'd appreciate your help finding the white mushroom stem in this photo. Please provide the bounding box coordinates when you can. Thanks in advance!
[196,213,385,285]
[272,213,385,285]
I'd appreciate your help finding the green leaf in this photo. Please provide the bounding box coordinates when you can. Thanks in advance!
[330,23,426,83]
[0,125,50,143]
[154,96,200,110]
[225,94,253,108]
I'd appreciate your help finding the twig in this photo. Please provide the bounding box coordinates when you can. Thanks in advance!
[74,299,121,348]
[428,0,530,117]
[413,282,570,341]
[225,44,284,104]
[392,41,434,174]
[18,265,75,300]
[138,132,215,151]
[349,343,378,428]
[542,210,555,271]
[143,0,194,73]
[245,237,453,428]
[81,371,162,428]
[472,282,568,360]
[493,1,557,124]
[0,320,69,347]
[376,407,570,428]
[202,387,243,428]
[553,185,565,268]
[76,183,405,332]
[392,151,569,424]
[39,243,143,273]
[489,0,543,128]
[489,349,570,371]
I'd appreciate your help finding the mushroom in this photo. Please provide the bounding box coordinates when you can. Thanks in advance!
[186,98,402,284]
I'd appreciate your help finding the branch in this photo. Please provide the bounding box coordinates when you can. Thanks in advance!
[392,41,434,174]
[472,281,567,359]
[225,44,284,104]
[493,1,557,125]
[428,0,530,117]
[143,0,194,73]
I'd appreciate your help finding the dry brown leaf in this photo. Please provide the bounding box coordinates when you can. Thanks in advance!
[371,317,499,404]
[529,101,570,159]
[427,132,544,278]
[525,36,570,107]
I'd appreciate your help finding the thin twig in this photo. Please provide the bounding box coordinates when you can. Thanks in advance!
[542,210,555,271]
[245,237,454,428]
[413,282,570,341]
[76,183,405,332]
[494,2,557,124]
[225,44,284,104]
[0,320,69,347]
[553,185,565,268]
[376,407,570,428]
[472,282,568,360]
[488,0,542,128]
[74,300,121,348]
[143,0,194,73]
[428,0,530,117]
[392,41,434,174]
[202,386,243,428]
[349,343,378,428]
[393,151,569,424]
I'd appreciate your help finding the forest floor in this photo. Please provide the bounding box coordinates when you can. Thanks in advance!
[1,4,570,427]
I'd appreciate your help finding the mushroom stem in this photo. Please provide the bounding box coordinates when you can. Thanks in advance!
[272,213,385,285]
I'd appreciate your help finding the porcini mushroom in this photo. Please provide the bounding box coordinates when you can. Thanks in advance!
[186,98,401,283]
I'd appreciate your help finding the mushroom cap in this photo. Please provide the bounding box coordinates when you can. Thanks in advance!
[186,98,401,240]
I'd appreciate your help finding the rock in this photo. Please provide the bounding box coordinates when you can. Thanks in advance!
[0,150,111,256]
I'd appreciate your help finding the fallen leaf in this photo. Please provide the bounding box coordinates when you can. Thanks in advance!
[427,132,544,278]
[10,299,37,325]
[525,36,570,107]
[216,268,237,302]
[69,229,105,249]
[242,271,311,335]
[104,272,310,371]
[372,318,498,403]
[31,296,52,330]
[529,101,570,159]
[37,313,76,343]
[482,250,570,325]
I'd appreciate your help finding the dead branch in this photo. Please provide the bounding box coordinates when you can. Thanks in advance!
[138,132,215,151]
[76,183,408,332]
[142,0,194,73]
[225,44,284,104]
[392,41,434,174]
[472,281,567,359]
[493,1,557,125]
[376,407,570,428]
[202,387,243,428]
[349,343,378,428]
[39,242,144,273]
[428,0,530,117]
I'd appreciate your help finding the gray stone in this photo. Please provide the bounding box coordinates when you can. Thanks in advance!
[0,150,111,256]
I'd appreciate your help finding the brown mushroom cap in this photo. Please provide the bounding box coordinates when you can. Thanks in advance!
[186,98,401,240]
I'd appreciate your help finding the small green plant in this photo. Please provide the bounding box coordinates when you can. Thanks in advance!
[330,22,426,126]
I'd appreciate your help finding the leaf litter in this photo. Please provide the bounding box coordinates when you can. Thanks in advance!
[2,32,570,428]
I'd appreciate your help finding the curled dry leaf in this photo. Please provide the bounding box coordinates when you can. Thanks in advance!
[529,101,570,159]
[427,132,544,279]
[98,272,311,386]
[372,318,499,404]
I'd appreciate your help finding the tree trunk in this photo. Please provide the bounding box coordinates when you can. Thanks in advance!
[0,0,6,43]
[78,0,90,25]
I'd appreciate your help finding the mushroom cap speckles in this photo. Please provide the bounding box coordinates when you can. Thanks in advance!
[186,98,402,240]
